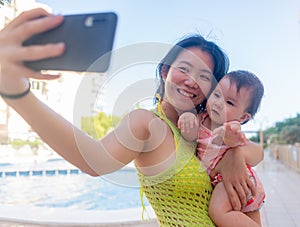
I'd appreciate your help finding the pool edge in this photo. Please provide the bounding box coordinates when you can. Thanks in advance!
[0,205,158,226]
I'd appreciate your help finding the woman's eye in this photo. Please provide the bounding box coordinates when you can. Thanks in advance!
[178,66,188,73]
[199,74,211,81]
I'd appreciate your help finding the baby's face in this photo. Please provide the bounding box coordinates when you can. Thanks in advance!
[206,77,251,125]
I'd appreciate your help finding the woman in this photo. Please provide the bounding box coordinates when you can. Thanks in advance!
[0,8,262,226]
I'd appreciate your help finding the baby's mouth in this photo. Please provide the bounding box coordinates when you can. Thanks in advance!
[210,109,220,116]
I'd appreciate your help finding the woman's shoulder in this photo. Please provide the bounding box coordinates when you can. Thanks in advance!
[122,108,170,153]
[121,108,161,130]
[127,108,157,120]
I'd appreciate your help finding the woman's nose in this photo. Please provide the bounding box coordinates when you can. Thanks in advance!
[184,77,198,89]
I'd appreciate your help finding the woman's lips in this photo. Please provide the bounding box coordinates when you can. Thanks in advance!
[177,88,196,99]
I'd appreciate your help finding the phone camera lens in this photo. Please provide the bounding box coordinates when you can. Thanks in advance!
[84,16,94,27]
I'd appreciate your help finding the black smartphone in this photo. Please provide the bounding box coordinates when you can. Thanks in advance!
[23,12,118,72]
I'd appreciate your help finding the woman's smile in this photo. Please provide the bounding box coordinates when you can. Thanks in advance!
[177,88,196,99]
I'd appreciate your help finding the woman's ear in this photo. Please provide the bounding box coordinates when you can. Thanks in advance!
[161,64,169,80]
[240,112,251,124]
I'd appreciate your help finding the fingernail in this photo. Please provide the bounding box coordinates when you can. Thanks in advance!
[56,42,65,47]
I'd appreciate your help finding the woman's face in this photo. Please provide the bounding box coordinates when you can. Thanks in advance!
[163,47,214,113]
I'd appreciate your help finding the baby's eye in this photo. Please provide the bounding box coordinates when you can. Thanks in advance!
[213,92,221,98]
[227,100,234,106]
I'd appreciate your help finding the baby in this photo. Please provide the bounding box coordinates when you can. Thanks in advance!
[178,70,266,226]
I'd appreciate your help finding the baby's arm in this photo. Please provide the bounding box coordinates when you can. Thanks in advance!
[178,112,199,141]
[213,121,263,166]
[213,121,248,148]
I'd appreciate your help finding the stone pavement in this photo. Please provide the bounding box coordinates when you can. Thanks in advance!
[256,150,300,227]
[0,149,299,227]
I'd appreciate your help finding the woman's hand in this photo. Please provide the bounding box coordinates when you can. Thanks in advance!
[210,148,256,211]
[0,8,65,94]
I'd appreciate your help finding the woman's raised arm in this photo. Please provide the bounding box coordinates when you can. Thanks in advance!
[0,8,150,176]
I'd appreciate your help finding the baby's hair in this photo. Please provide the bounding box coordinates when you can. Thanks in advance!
[225,70,264,124]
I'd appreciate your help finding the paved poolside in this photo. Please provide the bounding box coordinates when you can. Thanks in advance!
[256,150,300,227]
[0,149,299,226]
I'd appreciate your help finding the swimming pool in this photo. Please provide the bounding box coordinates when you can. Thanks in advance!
[0,150,159,225]
[0,158,148,211]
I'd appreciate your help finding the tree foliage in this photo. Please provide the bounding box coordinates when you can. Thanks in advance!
[82,112,300,145]
[81,112,121,139]
[264,113,300,145]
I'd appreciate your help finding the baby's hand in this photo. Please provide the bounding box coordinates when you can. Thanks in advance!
[178,112,198,133]
[213,121,247,147]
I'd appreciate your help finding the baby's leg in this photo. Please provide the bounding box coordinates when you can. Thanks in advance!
[245,210,261,226]
[209,182,261,227]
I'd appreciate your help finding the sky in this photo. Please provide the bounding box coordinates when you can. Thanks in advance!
[35,0,300,132]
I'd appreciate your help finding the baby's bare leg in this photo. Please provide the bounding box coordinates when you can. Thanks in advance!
[245,210,261,226]
[209,182,261,227]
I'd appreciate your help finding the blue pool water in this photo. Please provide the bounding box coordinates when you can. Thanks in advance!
[0,159,148,211]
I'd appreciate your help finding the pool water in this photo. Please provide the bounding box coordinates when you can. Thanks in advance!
[0,159,148,211]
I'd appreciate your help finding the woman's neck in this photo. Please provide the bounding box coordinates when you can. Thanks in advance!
[159,100,180,126]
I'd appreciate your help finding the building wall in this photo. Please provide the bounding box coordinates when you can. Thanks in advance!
[0,2,106,143]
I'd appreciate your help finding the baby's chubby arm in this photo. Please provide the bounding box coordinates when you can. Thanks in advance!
[212,121,248,148]
[213,121,264,166]
[178,112,199,141]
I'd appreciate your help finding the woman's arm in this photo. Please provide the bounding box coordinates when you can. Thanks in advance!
[210,142,264,211]
[0,8,163,176]
[243,141,264,166]
[4,92,144,176]
[211,148,250,211]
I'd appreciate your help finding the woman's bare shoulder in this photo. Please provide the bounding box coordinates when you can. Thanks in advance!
[117,109,159,135]
[125,108,157,122]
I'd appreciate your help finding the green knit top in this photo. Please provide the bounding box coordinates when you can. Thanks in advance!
[136,110,215,226]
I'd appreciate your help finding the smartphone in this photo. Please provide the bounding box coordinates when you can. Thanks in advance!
[23,12,118,72]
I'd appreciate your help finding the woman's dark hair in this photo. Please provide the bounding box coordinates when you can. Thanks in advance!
[155,34,230,111]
